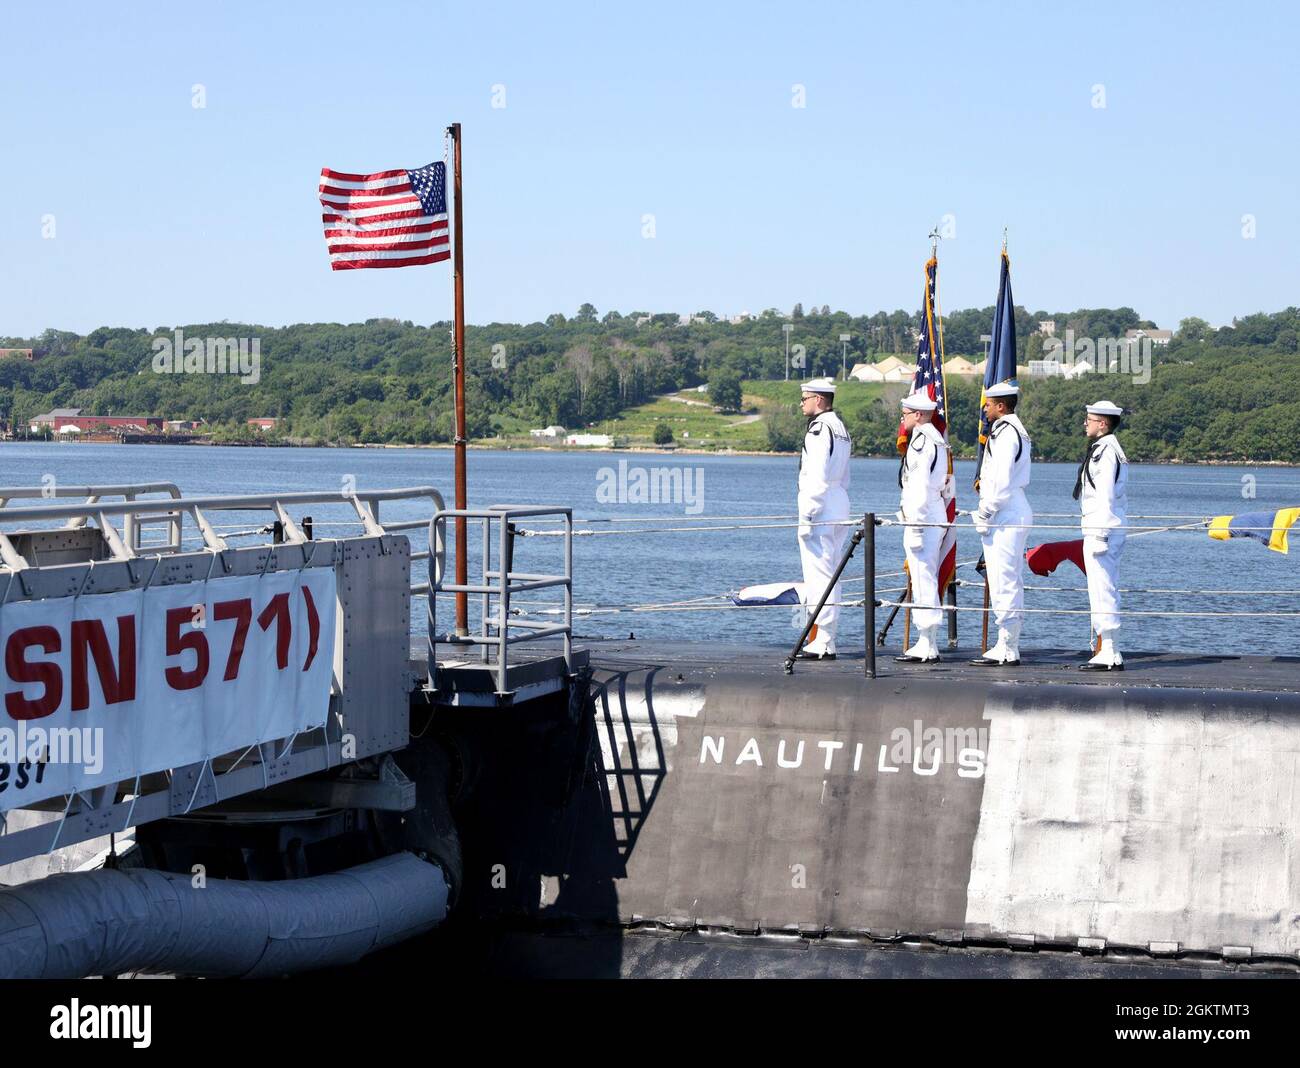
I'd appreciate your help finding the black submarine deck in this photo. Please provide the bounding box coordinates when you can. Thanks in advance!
[421,637,1300,697]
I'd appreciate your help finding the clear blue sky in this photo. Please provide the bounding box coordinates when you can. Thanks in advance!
[2,0,1296,337]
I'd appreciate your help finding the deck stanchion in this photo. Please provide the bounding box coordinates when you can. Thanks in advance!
[865,513,876,679]
[980,566,991,652]
[946,580,958,648]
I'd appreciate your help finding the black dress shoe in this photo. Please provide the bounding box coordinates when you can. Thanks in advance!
[968,655,1020,667]
[1079,660,1123,671]
[895,654,940,664]
[795,650,836,661]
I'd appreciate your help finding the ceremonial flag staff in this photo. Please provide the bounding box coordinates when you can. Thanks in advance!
[319,132,466,633]
[447,123,469,635]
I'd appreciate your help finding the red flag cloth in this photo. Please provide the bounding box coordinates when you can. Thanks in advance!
[1025,539,1086,576]
[319,163,450,270]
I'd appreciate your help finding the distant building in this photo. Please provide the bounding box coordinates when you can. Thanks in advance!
[0,348,35,361]
[848,362,884,383]
[29,407,82,430]
[165,419,203,432]
[247,418,278,431]
[849,355,916,383]
[1037,320,1057,337]
[1027,359,1091,379]
[529,425,565,439]
[872,355,908,375]
[1125,328,1172,345]
[41,414,164,433]
[565,433,612,447]
[62,415,163,432]
[943,356,980,377]
[634,316,652,327]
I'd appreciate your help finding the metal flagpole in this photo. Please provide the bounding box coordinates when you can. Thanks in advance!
[449,122,468,636]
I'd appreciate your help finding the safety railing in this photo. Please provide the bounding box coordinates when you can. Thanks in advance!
[0,482,185,555]
[0,486,445,572]
[510,506,1299,667]
[428,505,573,695]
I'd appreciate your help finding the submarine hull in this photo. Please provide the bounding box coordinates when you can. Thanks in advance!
[407,640,1300,976]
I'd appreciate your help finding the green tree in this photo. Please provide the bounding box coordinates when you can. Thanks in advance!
[764,406,804,452]
[653,422,673,445]
[710,369,742,412]
[1177,317,1211,342]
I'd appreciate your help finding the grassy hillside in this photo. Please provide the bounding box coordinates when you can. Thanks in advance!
[484,379,894,452]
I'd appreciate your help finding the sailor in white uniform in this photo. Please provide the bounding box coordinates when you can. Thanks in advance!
[1076,400,1128,671]
[970,381,1033,666]
[895,390,950,664]
[796,378,852,660]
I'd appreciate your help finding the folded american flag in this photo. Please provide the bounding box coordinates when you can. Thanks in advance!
[318,162,450,270]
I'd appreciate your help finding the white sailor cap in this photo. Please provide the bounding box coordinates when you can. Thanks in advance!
[800,377,837,395]
[900,389,938,412]
[1086,399,1124,417]
[984,380,1019,398]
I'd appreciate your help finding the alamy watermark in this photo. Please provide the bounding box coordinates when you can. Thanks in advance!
[152,328,261,384]
[596,460,704,514]
[1039,330,1151,384]
[0,724,104,782]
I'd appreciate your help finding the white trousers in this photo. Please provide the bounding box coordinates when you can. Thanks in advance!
[979,497,1031,629]
[904,525,944,629]
[798,518,850,652]
[1083,533,1124,634]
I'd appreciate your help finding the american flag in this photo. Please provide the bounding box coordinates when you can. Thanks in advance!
[898,256,958,594]
[318,162,450,270]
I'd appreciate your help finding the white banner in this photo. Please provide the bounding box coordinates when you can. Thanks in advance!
[0,568,337,812]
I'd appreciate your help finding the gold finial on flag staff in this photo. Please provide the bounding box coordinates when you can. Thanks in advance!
[1002,225,1009,253]
[928,225,941,258]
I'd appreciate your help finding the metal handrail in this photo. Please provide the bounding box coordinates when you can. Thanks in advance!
[0,487,446,575]
[428,505,573,695]
[0,482,185,551]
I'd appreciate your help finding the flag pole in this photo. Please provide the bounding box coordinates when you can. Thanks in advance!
[449,122,468,636]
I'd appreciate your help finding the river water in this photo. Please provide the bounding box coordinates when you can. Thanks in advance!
[2,444,1297,657]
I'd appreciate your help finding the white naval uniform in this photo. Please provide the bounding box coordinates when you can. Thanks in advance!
[1078,433,1128,635]
[975,414,1033,629]
[797,409,852,653]
[899,422,950,629]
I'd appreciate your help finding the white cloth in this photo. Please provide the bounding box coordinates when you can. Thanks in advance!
[899,422,948,629]
[798,411,851,522]
[1084,536,1124,634]
[976,414,1032,628]
[1079,433,1128,536]
[797,410,852,651]
[799,522,850,651]
[1080,433,1128,633]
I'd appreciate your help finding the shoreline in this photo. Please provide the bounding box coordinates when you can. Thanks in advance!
[6,438,1299,467]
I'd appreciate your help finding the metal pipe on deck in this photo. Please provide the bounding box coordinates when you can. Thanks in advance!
[0,852,449,979]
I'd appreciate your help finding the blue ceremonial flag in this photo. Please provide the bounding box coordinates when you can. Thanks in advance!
[975,248,1017,487]
[1208,507,1300,554]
